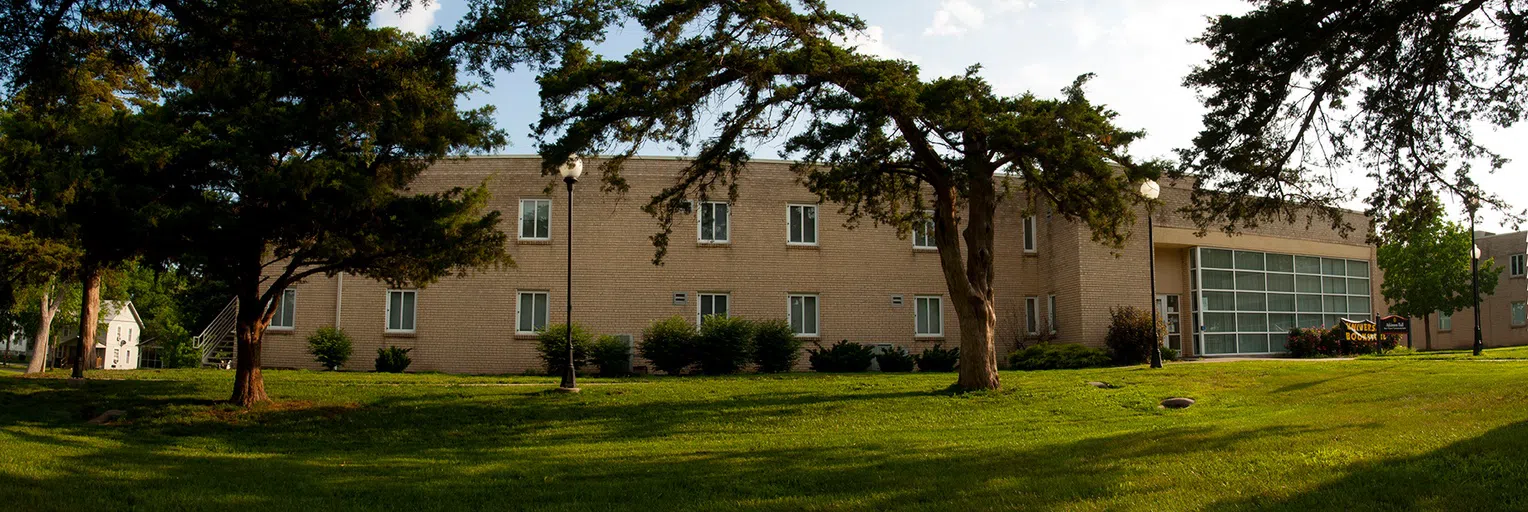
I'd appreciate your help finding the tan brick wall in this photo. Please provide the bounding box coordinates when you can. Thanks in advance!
[260,157,1386,372]
[1408,231,1528,350]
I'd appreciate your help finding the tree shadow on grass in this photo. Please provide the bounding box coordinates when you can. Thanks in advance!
[1204,420,1528,511]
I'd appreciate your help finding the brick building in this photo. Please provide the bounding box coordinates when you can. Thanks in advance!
[1409,230,1528,350]
[257,156,1389,373]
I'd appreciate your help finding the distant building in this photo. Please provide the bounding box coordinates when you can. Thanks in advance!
[226,156,1390,373]
[53,301,146,370]
[1412,231,1528,349]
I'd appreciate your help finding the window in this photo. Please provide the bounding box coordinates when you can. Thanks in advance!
[1025,296,1039,335]
[913,211,936,249]
[915,296,942,336]
[1512,254,1526,277]
[270,289,296,330]
[1513,302,1527,327]
[386,290,417,332]
[519,199,551,240]
[698,202,730,243]
[1438,311,1452,331]
[1047,295,1058,334]
[516,291,550,334]
[1023,216,1038,253]
[1192,248,1372,355]
[699,293,729,326]
[788,294,819,336]
[788,205,817,245]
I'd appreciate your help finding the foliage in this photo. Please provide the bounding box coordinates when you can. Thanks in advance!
[695,316,754,375]
[915,344,961,372]
[875,346,916,373]
[1285,327,1370,358]
[807,340,875,373]
[1008,343,1112,371]
[375,346,413,373]
[1376,193,1500,350]
[306,327,353,370]
[1178,0,1528,235]
[157,336,203,369]
[536,324,595,375]
[1160,346,1181,362]
[640,316,697,376]
[534,0,1165,390]
[750,319,801,373]
[1104,306,1170,365]
[590,335,633,377]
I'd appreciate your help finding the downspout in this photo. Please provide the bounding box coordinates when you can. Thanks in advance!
[335,273,344,328]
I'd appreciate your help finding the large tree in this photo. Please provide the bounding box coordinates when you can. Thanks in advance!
[1377,192,1500,350]
[1179,0,1526,235]
[535,0,1164,390]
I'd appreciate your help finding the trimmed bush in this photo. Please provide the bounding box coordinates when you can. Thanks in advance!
[807,340,875,372]
[375,346,413,373]
[306,327,353,370]
[1286,326,1344,357]
[696,316,755,375]
[591,335,634,377]
[751,319,802,373]
[915,344,960,372]
[641,316,697,375]
[1160,346,1181,362]
[1008,343,1111,371]
[876,346,916,372]
[536,323,595,375]
[1104,306,1168,365]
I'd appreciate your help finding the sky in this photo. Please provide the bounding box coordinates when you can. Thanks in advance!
[372,0,1526,233]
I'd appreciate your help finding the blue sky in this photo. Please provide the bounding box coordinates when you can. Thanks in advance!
[374,0,1526,232]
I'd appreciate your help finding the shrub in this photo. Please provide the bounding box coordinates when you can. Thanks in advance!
[590,335,634,377]
[1287,325,1383,357]
[1008,343,1111,371]
[641,316,697,375]
[157,330,203,368]
[375,346,413,373]
[807,340,875,372]
[306,327,353,370]
[1104,306,1168,365]
[1378,334,1402,353]
[536,323,595,375]
[696,316,755,375]
[875,346,916,372]
[751,319,802,373]
[1160,346,1181,362]
[915,344,960,372]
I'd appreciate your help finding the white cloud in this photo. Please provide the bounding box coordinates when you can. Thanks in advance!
[834,25,916,62]
[992,0,1038,13]
[925,0,986,36]
[372,1,442,36]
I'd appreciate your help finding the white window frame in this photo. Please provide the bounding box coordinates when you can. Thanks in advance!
[788,293,820,337]
[518,199,552,241]
[269,289,296,330]
[1512,302,1527,327]
[1025,296,1039,335]
[1047,294,1058,334]
[1438,311,1453,331]
[698,201,731,244]
[516,291,550,335]
[1511,254,1526,277]
[913,210,936,249]
[914,296,943,337]
[787,204,818,246]
[385,290,417,333]
[698,293,730,326]
[1023,216,1038,253]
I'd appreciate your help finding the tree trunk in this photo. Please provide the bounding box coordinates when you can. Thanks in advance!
[1423,315,1432,351]
[71,266,101,378]
[933,171,1001,391]
[230,286,272,406]
[25,289,61,374]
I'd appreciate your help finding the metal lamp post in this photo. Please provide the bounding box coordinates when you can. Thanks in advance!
[1468,195,1483,356]
[1140,180,1164,369]
[558,155,583,392]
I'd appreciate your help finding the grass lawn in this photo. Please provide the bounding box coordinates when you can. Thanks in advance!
[3,354,1528,511]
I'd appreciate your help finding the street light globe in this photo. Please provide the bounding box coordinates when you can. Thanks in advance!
[559,155,584,181]
[1474,245,1481,259]
[1139,180,1161,200]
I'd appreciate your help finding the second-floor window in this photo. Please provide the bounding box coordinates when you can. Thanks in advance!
[913,212,936,249]
[1511,254,1525,277]
[519,199,551,240]
[788,205,817,245]
[699,202,730,243]
[1023,216,1038,253]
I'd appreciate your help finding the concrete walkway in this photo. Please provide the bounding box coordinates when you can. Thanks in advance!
[1175,356,1355,363]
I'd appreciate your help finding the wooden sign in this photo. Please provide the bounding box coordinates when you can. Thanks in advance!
[1378,315,1410,334]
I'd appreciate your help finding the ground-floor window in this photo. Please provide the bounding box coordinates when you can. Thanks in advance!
[1439,311,1453,331]
[386,290,417,333]
[517,291,549,334]
[699,293,729,326]
[1192,248,1371,355]
[1025,297,1039,335]
[789,294,819,336]
[914,296,942,336]
[270,289,296,330]
[1512,302,1527,327]
[1157,294,1182,350]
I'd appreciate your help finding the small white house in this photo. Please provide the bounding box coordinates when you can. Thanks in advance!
[96,301,145,370]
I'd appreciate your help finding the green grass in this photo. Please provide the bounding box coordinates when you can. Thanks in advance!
[3,353,1528,511]
[1361,344,1528,360]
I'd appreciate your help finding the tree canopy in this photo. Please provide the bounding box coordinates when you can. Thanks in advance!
[1180,0,1527,235]
[536,0,1164,390]
[1376,192,1500,349]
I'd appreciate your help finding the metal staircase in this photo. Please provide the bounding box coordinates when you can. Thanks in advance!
[195,299,239,369]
